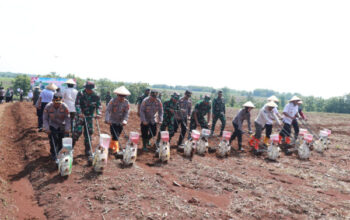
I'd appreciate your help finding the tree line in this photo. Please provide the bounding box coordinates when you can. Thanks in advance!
[2,72,349,114]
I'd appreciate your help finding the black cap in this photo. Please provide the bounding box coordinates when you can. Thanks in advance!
[204,95,211,101]
[185,90,192,95]
[53,93,63,103]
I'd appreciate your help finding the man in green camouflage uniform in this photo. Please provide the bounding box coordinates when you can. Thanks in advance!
[137,88,150,117]
[73,81,102,156]
[211,90,226,136]
[156,92,180,145]
[188,95,211,139]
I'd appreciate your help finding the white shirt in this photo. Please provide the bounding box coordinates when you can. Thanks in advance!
[265,106,280,125]
[255,106,277,127]
[28,91,33,99]
[40,89,54,103]
[282,102,299,125]
[63,88,78,112]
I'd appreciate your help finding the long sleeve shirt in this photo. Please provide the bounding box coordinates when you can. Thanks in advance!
[75,89,101,116]
[233,109,252,132]
[140,97,163,124]
[177,97,192,120]
[212,97,225,115]
[255,106,279,127]
[43,102,70,131]
[265,106,281,125]
[105,98,130,124]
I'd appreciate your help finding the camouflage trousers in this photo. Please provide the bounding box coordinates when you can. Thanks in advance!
[188,116,208,139]
[157,118,175,143]
[73,116,94,154]
[211,113,226,134]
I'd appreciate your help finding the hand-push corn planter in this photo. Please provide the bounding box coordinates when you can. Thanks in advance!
[267,134,281,161]
[58,137,74,177]
[92,134,111,172]
[217,131,232,158]
[184,130,200,160]
[197,129,210,156]
[158,131,170,163]
[122,132,139,166]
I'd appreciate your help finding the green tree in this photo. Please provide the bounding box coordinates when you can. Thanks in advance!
[13,74,31,95]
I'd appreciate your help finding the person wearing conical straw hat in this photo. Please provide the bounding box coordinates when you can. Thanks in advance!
[36,83,57,132]
[229,101,254,151]
[105,86,131,154]
[63,79,78,133]
[263,95,283,145]
[279,96,301,146]
[249,101,279,154]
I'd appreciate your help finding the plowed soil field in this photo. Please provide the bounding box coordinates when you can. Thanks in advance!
[0,102,349,219]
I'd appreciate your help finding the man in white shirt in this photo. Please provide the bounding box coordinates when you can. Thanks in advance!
[279,96,301,145]
[264,95,282,145]
[249,101,278,153]
[62,79,78,133]
[36,83,57,131]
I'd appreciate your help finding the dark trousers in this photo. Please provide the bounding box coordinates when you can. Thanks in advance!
[230,122,243,147]
[174,119,187,145]
[5,97,11,103]
[141,123,157,140]
[110,124,123,141]
[38,102,48,129]
[0,96,4,103]
[48,126,64,159]
[211,114,226,133]
[70,112,76,134]
[292,119,299,139]
[265,124,273,138]
[279,123,291,137]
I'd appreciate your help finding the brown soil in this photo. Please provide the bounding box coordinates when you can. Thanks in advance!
[0,102,349,219]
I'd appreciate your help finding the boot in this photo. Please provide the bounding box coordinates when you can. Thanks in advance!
[142,138,148,152]
[249,137,255,147]
[278,135,283,145]
[238,142,243,151]
[109,140,119,154]
[219,130,223,137]
[263,137,270,145]
[254,138,260,150]
[286,137,291,145]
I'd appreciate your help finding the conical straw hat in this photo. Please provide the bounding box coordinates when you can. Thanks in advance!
[113,86,131,96]
[267,95,279,102]
[289,96,301,102]
[266,101,278,108]
[66,79,76,85]
[46,83,58,91]
[243,101,255,108]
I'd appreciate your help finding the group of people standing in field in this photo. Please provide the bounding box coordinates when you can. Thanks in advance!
[34,79,306,161]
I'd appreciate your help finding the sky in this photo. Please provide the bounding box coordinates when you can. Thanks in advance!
[0,0,349,98]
